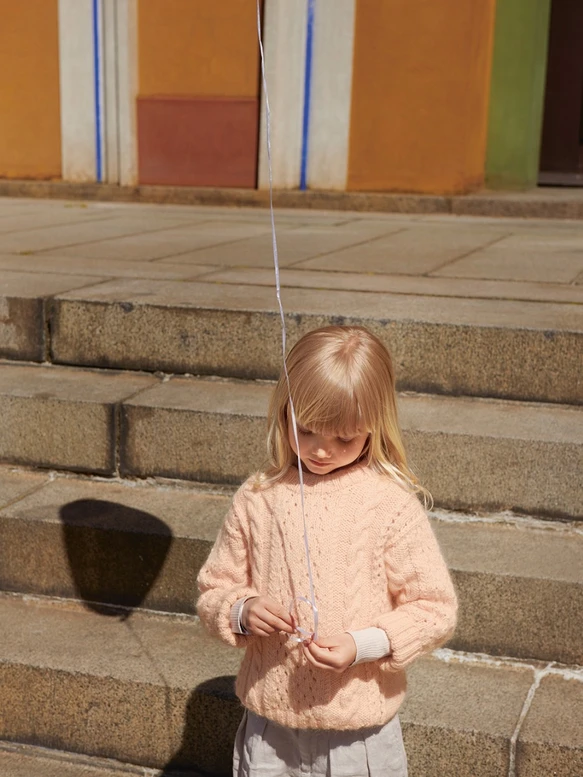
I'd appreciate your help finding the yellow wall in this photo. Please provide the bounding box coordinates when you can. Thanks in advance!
[0,0,61,179]
[348,0,496,194]
[138,0,260,97]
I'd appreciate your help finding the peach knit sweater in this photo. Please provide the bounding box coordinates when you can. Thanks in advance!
[197,463,457,731]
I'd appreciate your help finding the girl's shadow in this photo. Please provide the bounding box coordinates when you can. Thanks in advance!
[160,678,242,776]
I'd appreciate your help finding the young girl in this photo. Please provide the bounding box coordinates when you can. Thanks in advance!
[197,325,457,777]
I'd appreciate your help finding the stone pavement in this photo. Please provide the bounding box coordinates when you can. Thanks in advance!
[0,195,582,305]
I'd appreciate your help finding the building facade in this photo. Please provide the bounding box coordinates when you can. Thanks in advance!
[0,0,580,194]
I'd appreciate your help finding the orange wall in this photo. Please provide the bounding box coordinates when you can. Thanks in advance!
[0,0,61,179]
[138,0,260,97]
[348,0,496,194]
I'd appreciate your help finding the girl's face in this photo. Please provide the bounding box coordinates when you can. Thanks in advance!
[287,414,369,476]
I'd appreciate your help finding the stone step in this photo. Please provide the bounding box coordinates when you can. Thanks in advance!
[1,468,581,665]
[0,595,581,777]
[1,362,581,518]
[2,274,581,404]
[0,743,171,777]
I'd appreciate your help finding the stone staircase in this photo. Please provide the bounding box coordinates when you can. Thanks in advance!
[0,200,582,777]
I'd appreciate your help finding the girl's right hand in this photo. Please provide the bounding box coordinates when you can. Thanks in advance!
[242,596,295,637]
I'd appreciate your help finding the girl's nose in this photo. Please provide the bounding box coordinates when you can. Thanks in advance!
[314,442,331,458]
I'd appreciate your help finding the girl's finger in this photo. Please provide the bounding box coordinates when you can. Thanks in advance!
[307,641,337,663]
[302,646,334,671]
[311,636,337,649]
[249,626,272,637]
[257,612,295,634]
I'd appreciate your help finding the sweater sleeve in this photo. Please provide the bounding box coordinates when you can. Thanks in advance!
[373,495,458,672]
[196,489,259,648]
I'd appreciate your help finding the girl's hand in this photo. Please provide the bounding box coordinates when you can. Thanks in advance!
[302,633,357,673]
[242,596,295,637]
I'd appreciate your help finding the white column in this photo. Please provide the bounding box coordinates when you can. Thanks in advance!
[114,0,138,186]
[58,0,98,181]
[258,0,308,189]
[58,0,137,184]
[308,0,356,190]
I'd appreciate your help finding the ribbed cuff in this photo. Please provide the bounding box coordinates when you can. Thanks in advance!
[230,596,255,635]
[376,610,424,670]
[347,627,391,665]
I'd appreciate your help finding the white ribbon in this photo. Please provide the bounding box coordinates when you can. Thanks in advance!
[256,1,319,642]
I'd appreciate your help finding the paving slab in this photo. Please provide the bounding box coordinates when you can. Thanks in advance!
[0,476,229,614]
[0,215,204,255]
[0,271,108,362]
[433,234,583,283]
[436,520,583,664]
[119,375,583,517]
[0,595,542,777]
[0,253,219,281]
[293,224,511,274]
[39,221,273,262]
[516,673,583,777]
[0,468,580,662]
[0,364,157,474]
[198,266,583,305]
[0,469,51,509]
[0,210,119,235]
[155,221,407,269]
[50,279,583,404]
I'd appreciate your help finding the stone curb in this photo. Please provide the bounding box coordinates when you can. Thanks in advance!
[2,180,583,220]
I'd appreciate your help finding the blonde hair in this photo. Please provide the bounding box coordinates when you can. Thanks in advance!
[260,325,431,504]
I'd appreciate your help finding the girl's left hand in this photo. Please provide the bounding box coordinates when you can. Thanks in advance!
[302,633,357,673]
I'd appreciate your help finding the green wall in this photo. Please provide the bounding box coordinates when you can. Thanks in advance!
[485,0,551,188]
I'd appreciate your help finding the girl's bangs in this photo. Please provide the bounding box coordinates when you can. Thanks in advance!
[290,379,371,437]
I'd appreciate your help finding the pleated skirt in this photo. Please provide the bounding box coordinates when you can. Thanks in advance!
[233,709,408,777]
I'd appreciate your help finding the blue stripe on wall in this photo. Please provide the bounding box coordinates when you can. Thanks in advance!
[300,0,315,191]
[92,0,103,182]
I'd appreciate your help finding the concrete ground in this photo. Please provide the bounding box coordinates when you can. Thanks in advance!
[0,195,582,306]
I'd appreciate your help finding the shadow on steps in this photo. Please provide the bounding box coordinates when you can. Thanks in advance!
[60,498,172,615]
[160,677,242,777]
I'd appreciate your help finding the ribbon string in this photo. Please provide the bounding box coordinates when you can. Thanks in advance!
[256,1,319,642]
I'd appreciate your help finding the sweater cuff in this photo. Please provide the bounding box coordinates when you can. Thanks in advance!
[230,596,254,635]
[347,627,391,665]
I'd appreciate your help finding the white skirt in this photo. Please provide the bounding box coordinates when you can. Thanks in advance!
[233,709,408,777]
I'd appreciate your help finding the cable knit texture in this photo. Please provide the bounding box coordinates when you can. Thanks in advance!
[197,463,457,730]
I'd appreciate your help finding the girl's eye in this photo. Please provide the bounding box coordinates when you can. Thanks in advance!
[338,437,355,444]
[297,426,312,435]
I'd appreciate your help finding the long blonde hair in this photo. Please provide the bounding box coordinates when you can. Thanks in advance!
[260,325,430,504]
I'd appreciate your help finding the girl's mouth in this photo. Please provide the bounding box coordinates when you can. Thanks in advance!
[309,459,332,467]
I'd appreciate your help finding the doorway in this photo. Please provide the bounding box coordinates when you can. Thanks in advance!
[539,0,583,185]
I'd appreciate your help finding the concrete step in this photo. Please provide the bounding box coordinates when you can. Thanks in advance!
[1,274,581,404]
[0,468,581,665]
[1,595,581,777]
[0,743,175,777]
[1,362,581,518]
